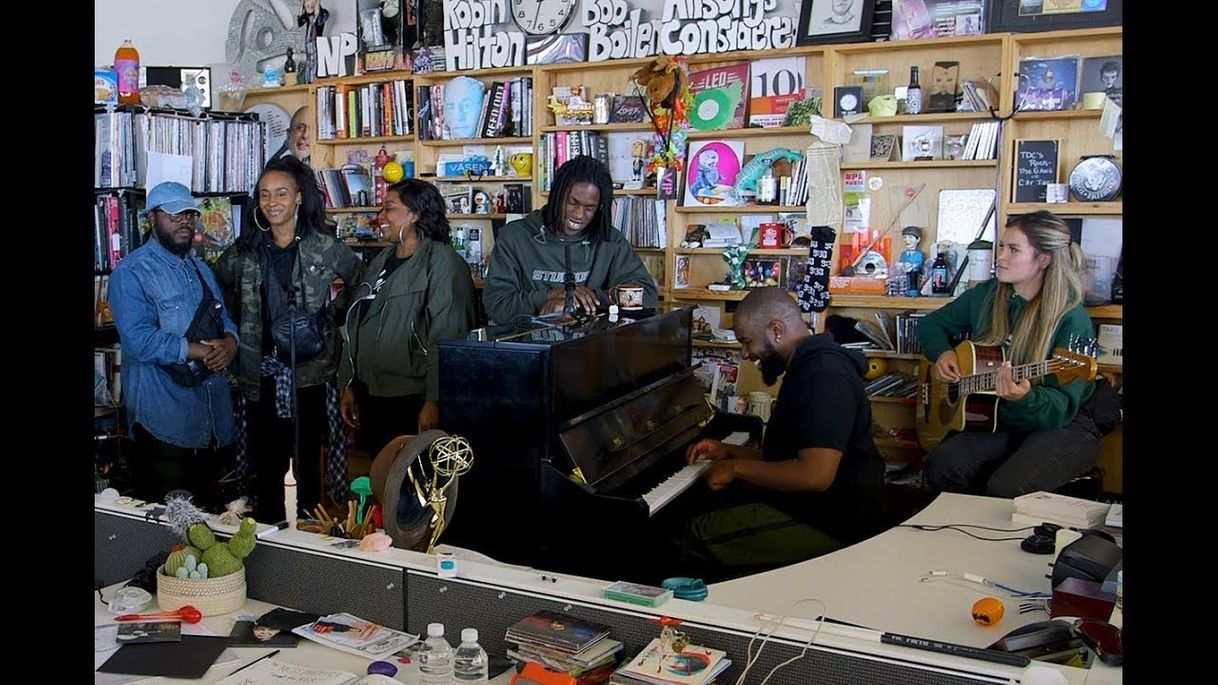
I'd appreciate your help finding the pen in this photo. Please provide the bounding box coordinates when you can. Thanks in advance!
[227,648,280,676]
[880,632,1030,668]
[257,521,291,539]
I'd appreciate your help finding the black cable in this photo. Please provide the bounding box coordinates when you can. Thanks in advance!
[898,524,1032,542]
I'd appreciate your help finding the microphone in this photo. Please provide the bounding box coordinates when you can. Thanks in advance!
[563,242,576,315]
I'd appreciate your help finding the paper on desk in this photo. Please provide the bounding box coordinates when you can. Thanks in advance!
[145,151,193,193]
[809,116,853,145]
[211,658,358,684]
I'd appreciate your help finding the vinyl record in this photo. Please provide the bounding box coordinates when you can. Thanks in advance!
[690,87,735,130]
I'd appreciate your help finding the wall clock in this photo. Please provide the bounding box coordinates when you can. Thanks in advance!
[510,0,577,36]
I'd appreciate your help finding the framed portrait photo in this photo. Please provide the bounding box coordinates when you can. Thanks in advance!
[989,0,1122,33]
[797,0,877,45]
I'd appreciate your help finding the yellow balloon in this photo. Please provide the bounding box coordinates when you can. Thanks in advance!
[864,357,888,381]
[383,161,404,183]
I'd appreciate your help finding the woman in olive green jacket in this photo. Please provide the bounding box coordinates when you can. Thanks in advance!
[338,179,477,454]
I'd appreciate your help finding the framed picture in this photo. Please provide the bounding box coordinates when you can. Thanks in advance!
[797,0,877,45]
[989,0,1122,33]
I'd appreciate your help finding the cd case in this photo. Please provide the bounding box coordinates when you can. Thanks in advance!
[603,580,673,607]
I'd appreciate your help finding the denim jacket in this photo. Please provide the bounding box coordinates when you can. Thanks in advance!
[108,239,239,448]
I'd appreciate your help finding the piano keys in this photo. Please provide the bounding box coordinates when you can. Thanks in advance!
[438,308,761,580]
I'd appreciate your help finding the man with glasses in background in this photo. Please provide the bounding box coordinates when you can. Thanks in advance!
[108,182,240,507]
[271,105,313,167]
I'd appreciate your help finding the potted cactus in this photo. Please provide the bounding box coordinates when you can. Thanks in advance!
[157,499,258,616]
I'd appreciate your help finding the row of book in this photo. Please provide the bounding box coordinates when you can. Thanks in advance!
[94,274,115,328]
[612,196,666,249]
[846,311,930,355]
[94,192,144,271]
[959,120,1001,161]
[316,166,373,209]
[94,108,266,194]
[315,80,413,141]
[416,76,535,141]
[539,130,610,192]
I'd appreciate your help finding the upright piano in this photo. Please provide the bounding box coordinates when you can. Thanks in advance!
[438,308,759,579]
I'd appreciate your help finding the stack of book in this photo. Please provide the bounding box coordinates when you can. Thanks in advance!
[611,638,731,685]
[505,610,623,685]
[1012,492,1111,529]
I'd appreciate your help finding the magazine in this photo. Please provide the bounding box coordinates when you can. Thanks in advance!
[291,612,419,660]
[618,638,731,685]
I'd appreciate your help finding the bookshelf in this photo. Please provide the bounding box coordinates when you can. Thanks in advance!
[232,27,1124,482]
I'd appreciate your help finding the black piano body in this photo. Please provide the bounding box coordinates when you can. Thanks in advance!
[438,308,760,580]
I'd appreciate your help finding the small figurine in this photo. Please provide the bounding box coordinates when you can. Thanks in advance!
[628,139,647,189]
[297,0,330,85]
[283,47,298,87]
[492,145,506,176]
[897,226,925,297]
[493,190,506,214]
[722,244,750,290]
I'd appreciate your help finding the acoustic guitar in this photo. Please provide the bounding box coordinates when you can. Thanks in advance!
[916,338,1098,450]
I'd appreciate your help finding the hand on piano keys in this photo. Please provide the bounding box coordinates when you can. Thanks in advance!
[685,438,731,464]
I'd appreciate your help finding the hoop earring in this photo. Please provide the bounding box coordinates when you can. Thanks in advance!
[398,225,405,244]
[253,210,269,232]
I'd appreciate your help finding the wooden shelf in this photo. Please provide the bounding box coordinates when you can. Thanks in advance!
[840,160,997,170]
[1087,304,1123,319]
[419,136,532,146]
[869,396,916,405]
[1010,26,1123,44]
[676,247,806,256]
[1098,364,1124,375]
[675,205,806,214]
[687,126,810,139]
[834,32,1004,53]
[413,64,534,80]
[540,123,652,133]
[448,213,506,219]
[862,350,924,361]
[1006,202,1122,215]
[874,438,922,450]
[1012,110,1103,121]
[830,295,952,310]
[633,246,664,252]
[848,112,993,125]
[671,288,752,301]
[327,206,379,213]
[344,239,390,248]
[431,175,531,182]
[240,83,312,95]
[539,186,656,197]
[692,339,740,350]
[318,134,414,145]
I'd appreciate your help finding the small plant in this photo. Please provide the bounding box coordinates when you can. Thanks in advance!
[161,517,258,580]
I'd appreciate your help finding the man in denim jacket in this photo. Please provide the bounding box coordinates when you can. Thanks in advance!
[109,182,240,507]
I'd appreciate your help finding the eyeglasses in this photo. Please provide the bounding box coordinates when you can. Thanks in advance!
[156,210,200,223]
[289,123,310,134]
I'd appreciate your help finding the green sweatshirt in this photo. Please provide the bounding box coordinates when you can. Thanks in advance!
[482,210,658,324]
[917,279,1095,431]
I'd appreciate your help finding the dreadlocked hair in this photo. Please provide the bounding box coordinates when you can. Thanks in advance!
[543,155,614,242]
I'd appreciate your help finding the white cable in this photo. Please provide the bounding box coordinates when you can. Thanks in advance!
[735,597,827,685]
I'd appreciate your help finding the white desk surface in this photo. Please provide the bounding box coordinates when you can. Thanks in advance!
[711,493,1058,647]
[94,588,514,685]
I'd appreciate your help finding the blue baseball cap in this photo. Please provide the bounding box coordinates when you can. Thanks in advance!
[146,182,199,215]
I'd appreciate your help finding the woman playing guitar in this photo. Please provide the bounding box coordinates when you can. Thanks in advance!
[918,210,1100,497]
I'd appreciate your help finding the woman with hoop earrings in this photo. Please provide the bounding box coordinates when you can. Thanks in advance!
[215,156,363,523]
[337,179,477,456]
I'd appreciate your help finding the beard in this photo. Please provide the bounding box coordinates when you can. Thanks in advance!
[155,228,194,257]
[757,343,787,386]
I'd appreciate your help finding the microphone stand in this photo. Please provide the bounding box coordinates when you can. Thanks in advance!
[563,242,576,316]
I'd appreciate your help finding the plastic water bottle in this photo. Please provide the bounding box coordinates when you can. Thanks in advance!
[418,622,454,684]
[454,628,489,683]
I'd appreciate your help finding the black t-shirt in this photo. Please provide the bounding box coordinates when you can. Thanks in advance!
[761,335,886,543]
[259,241,301,354]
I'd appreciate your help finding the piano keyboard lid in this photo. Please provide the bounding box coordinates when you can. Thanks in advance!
[557,367,713,490]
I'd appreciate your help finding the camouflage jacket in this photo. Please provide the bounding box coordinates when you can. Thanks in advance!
[214,230,363,402]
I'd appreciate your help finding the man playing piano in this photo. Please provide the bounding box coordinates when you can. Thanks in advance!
[678,288,886,580]
[482,156,658,323]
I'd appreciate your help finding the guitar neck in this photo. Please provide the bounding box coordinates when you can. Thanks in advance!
[960,359,1055,394]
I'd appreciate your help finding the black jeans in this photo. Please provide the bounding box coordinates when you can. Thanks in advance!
[129,423,228,510]
[357,393,425,456]
[925,413,1102,498]
[247,378,327,522]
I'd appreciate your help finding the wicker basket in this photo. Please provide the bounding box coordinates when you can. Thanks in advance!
[156,565,246,616]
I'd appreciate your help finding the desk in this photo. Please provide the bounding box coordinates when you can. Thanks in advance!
[94,587,515,684]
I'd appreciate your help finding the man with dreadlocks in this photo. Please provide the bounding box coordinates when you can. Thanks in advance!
[483,156,658,323]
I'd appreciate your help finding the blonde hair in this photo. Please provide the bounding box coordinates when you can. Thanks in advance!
[976,211,1084,366]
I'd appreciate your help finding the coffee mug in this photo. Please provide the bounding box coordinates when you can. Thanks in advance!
[509,153,533,177]
[747,391,775,422]
[611,284,645,311]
